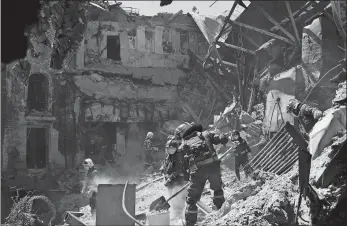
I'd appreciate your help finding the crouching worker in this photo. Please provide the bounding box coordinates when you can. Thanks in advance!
[82,158,99,217]
[230,130,252,181]
[286,99,323,140]
[160,137,189,220]
[181,124,228,226]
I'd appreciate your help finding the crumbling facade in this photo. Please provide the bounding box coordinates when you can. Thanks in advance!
[1,3,217,188]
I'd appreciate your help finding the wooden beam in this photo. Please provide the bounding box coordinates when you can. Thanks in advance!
[190,51,233,102]
[240,32,260,48]
[256,5,297,43]
[270,1,315,32]
[222,60,237,68]
[215,1,238,43]
[218,42,256,55]
[285,1,301,45]
[180,102,202,125]
[228,20,295,45]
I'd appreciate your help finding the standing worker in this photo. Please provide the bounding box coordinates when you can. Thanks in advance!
[180,124,229,226]
[81,158,99,217]
[160,136,189,220]
[143,132,158,167]
[230,130,252,181]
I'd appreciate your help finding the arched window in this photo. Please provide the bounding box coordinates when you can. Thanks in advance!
[27,74,49,112]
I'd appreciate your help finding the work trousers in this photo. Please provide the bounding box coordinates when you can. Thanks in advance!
[145,151,154,165]
[235,154,249,180]
[90,192,97,215]
[185,161,225,226]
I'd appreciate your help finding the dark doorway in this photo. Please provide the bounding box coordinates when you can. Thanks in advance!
[107,35,121,61]
[27,74,48,112]
[26,128,47,169]
[103,123,118,163]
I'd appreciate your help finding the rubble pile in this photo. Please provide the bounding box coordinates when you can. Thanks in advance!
[57,168,84,192]
[202,170,297,226]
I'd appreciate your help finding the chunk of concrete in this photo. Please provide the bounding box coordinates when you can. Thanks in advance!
[309,106,346,159]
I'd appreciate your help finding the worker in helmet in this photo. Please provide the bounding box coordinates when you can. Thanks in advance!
[230,130,252,181]
[81,158,99,217]
[181,124,229,226]
[286,99,322,138]
[144,132,158,167]
[174,122,191,139]
[160,136,189,220]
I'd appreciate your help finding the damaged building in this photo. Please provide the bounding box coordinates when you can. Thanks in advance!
[2,0,347,226]
[1,2,230,191]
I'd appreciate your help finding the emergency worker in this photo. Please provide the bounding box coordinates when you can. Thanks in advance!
[144,132,157,166]
[81,158,99,216]
[180,124,228,226]
[161,137,189,187]
[160,136,189,219]
[231,130,252,181]
[286,99,323,138]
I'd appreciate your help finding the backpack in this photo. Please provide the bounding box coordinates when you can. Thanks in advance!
[183,133,210,156]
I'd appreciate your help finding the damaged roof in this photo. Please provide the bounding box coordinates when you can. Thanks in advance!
[188,1,250,44]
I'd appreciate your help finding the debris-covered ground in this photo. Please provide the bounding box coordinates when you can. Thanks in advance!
[71,131,346,226]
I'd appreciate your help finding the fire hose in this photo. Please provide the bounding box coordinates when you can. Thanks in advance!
[122,181,144,226]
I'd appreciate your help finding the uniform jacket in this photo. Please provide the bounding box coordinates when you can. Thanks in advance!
[180,130,228,163]
[162,151,185,176]
[233,138,251,157]
[298,103,320,134]
[144,138,154,152]
[83,167,99,192]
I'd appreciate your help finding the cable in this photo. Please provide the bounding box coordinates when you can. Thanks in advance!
[302,63,342,103]
[122,181,144,226]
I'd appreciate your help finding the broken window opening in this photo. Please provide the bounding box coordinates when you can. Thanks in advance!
[27,73,49,112]
[26,128,48,169]
[107,35,121,61]
[180,31,189,55]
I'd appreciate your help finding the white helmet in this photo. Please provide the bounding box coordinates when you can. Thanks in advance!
[83,158,94,169]
[146,132,154,139]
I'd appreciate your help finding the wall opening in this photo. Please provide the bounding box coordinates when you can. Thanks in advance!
[107,35,121,61]
[26,128,48,169]
[27,73,49,112]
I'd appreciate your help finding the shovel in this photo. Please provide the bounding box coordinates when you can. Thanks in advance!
[149,182,191,212]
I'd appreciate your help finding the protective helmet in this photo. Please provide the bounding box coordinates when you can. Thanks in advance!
[232,130,240,136]
[83,158,94,169]
[146,132,154,139]
[175,122,191,138]
[287,99,301,114]
[165,139,178,155]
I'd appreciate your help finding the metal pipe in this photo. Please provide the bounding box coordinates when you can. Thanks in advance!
[246,127,285,167]
[261,138,294,171]
[270,1,314,32]
[285,1,301,44]
[218,42,256,55]
[227,20,294,44]
[123,181,144,226]
[136,176,165,191]
[251,132,289,169]
[256,5,297,43]
[254,134,290,169]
